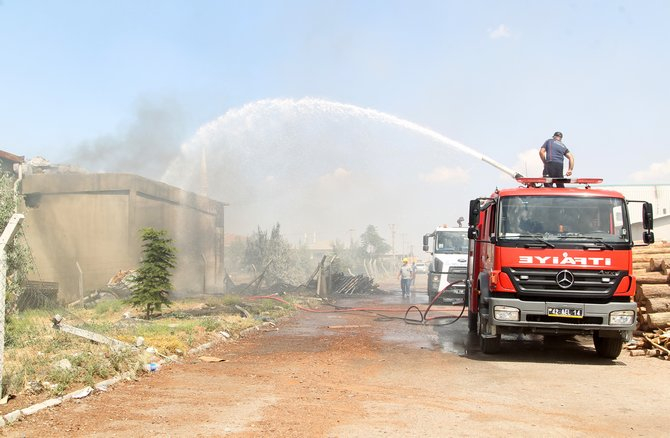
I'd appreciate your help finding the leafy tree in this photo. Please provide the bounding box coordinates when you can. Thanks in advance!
[225,237,247,274]
[331,239,363,274]
[0,172,32,314]
[127,227,176,318]
[244,223,308,286]
[360,225,391,259]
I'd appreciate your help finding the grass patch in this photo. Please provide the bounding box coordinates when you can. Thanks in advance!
[93,299,124,316]
[1,294,297,402]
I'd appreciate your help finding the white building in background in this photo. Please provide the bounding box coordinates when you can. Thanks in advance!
[605,184,670,242]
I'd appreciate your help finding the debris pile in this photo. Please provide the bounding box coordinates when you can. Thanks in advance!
[627,329,670,359]
[332,273,381,295]
[17,281,58,311]
[107,269,137,298]
[629,243,670,359]
[226,257,380,296]
[68,270,136,308]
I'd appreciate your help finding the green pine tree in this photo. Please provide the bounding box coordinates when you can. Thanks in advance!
[127,227,176,319]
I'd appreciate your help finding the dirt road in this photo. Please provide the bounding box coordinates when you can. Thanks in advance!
[2,278,668,437]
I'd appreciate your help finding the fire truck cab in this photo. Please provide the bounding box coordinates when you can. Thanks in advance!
[466,177,655,358]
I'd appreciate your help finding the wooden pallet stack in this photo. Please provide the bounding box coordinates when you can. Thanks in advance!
[629,243,670,358]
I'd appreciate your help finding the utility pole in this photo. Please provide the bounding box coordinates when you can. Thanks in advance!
[0,213,24,398]
[389,224,396,259]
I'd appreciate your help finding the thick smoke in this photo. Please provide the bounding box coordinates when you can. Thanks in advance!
[67,98,187,180]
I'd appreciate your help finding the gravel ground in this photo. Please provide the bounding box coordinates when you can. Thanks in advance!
[1,277,667,437]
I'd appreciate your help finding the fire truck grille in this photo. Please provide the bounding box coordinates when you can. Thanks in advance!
[526,315,603,324]
[503,267,626,300]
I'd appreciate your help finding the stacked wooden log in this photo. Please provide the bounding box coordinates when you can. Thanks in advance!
[634,243,670,331]
[629,243,670,359]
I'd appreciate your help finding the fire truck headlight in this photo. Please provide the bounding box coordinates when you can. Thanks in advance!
[494,305,520,321]
[609,310,635,325]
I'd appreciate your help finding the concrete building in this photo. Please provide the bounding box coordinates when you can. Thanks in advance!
[0,150,24,174]
[604,184,670,242]
[19,172,226,303]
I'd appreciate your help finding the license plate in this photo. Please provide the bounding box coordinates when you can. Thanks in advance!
[547,307,583,318]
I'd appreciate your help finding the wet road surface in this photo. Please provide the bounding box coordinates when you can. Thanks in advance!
[321,274,601,362]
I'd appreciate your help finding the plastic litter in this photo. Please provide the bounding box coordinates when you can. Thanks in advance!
[145,362,160,372]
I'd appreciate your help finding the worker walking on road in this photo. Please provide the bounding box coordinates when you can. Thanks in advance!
[539,131,575,188]
[398,258,413,299]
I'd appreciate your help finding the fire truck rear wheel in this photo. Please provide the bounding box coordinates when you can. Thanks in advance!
[593,332,623,359]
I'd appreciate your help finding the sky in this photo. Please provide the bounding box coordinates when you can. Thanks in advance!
[2,0,669,253]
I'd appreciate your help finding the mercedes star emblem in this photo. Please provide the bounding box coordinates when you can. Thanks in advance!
[556,270,574,289]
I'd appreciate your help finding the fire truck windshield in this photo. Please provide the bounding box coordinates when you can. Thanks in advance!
[497,196,630,244]
[434,230,468,253]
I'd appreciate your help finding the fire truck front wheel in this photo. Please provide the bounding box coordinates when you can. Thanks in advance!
[467,309,477,332]
[593,332,623,359]
[479,316,501,354]
[480,334,501,354]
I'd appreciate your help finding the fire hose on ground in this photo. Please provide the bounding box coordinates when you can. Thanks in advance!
[246,279,468,326]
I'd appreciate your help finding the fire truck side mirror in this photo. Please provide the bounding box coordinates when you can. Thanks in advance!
[643,231,655,245]
[468,227,479,240]
[468,199,480,227]
[422,234,429,252]
[643,202,654,230]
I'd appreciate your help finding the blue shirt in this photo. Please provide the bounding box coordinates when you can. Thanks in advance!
[541,139,570,163]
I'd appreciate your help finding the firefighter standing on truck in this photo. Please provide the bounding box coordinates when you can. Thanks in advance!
[539,131,575,188]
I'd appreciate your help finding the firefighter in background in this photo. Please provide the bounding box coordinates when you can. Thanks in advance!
[539,131,575,188]
[398,258,414,298]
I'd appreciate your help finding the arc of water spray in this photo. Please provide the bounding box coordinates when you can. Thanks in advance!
[212,98,524,180]
[169,97,524,188]
[305,98,524,179]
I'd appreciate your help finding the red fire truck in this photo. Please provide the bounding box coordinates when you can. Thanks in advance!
[466,177,655,358]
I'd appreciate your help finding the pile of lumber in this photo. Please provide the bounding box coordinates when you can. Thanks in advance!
[634,243,670,331]
[629,243,670,359]
[332,273,380,295]
[627,328,670,359]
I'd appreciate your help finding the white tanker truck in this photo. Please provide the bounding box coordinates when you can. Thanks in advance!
[422,225,469,304]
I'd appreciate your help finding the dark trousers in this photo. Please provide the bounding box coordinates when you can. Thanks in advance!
[543,162,565,188]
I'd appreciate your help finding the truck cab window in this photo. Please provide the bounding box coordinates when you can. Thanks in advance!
[497,196,630,244]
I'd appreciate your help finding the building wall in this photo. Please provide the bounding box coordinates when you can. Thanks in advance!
[604,184,670,242]
[20,173,225,303]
